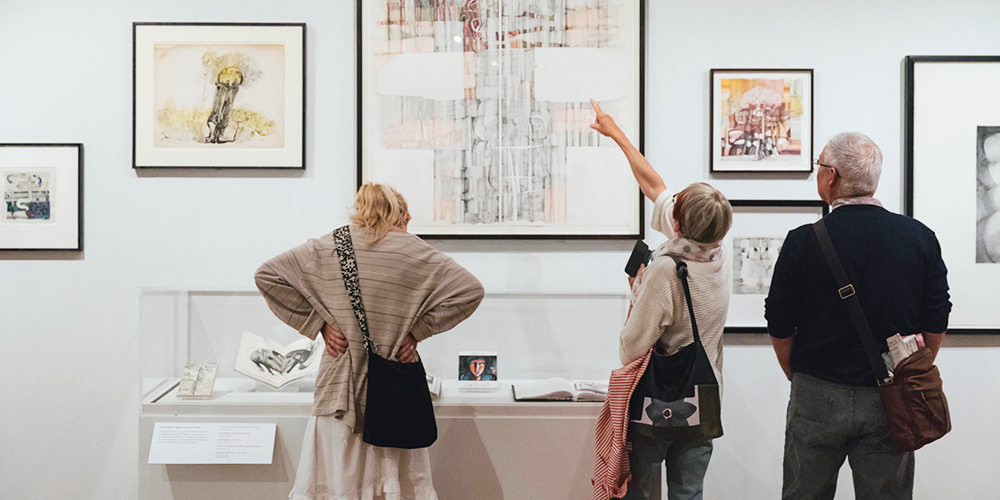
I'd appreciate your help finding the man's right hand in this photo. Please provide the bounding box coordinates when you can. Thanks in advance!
[321,323,349,358]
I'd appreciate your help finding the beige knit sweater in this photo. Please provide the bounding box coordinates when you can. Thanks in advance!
[620,190,731,390]
[255,225,484,431]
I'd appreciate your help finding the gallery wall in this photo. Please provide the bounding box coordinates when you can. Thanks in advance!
[1,0,999,498]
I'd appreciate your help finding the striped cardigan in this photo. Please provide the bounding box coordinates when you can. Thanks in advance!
[255,225,484,432]
[592,347,652,500]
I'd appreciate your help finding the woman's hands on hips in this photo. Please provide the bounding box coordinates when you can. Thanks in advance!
[397,333,420,363]
[321,323,349,358]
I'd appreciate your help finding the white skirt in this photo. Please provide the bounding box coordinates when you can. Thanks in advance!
[289,415,439,500]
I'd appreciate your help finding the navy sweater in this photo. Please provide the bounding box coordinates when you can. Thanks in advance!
[765,204,951,386]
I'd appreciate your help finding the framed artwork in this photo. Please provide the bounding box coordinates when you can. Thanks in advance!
[724,200,828,333]
[904,55,1000,333]
[358,1,644,239]
[1,144,83,251]
[133,23,305,169]
[710,69,813,173]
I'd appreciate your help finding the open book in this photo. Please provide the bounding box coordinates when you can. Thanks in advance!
[512,378,608,402]
[234,331,322,389]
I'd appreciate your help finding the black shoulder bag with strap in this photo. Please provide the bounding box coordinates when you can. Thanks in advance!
[627,255,723,441]
[813,219,950,452]
[333,226,437,449]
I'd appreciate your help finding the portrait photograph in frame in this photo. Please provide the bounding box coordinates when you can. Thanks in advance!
[1,144,83,251]
[710,69,813,173]
[724,200,828,333]
[905,55,1000,333]
[358,1,644,239]
[133,23,305,169]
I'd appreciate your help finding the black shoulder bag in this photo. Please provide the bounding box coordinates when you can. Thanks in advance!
[627,255,723,441]
[333,226,437,449]
[813,219,950,452]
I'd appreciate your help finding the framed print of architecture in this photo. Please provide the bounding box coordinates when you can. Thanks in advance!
[359,1,644,239]
[710,69,813,173]
[724,200,827,333]
[1,144,83,251]
[133,23,305,169]
[905,55,1000,333]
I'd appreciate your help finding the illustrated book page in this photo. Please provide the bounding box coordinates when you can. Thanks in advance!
[513,378,608,402]
[233,331,322,389]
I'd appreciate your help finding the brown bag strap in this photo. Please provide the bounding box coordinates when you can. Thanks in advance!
[812,219,892,385]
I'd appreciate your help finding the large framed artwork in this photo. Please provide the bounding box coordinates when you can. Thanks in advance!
[133,23,305,169]
[905,56,1000,333]
[1,144,83,251]
[724,200,828,333]
[710,69,813,173]
[359,1,644,239]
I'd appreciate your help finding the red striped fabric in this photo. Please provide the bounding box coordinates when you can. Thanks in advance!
[592,347,653,500]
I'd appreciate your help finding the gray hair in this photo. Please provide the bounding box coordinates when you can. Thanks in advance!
[824,132,882,197]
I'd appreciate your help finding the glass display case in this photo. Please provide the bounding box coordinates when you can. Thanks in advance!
[138,288,629,500]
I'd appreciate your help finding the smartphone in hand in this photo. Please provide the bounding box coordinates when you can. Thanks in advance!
[625,240,652,277]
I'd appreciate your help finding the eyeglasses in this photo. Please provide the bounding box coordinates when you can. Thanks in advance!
[812,160,839,177]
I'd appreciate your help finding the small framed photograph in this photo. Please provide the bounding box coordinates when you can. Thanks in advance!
[1,144,82,251]
[458,351,498,391]
[725,200,828,333]
[905,55,1000,333]
[133,23,305,169]
[710,69,814,173]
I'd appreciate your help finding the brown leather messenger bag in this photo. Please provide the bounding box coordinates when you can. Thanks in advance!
[813,219,951,452]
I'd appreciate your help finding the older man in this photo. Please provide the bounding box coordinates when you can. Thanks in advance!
[765,132,951,500]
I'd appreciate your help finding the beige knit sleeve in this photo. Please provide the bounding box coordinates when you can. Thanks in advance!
[409,256,485,342]
[619,259,676,365]
[254,242,330,341]
[650,189,677,238]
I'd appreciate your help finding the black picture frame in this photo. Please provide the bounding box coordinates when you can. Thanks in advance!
[723,199,828,334]
[356,1,645,240]
[0,143,83,251]
[709,68,815,174]
[132,22,306,170]
[904,55,1000,334]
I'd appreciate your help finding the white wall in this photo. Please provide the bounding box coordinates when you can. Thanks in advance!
[1,0,999,498]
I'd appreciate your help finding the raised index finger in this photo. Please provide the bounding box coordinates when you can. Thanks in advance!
[590,98,602,115]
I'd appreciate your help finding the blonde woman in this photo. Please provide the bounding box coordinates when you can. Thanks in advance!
[256,184,484,500]
[590,100,733,500]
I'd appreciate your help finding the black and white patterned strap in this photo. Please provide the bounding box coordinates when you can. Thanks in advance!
[333,226,376,354]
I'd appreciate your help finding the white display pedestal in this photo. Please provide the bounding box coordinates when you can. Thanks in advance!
[138,379,637,500]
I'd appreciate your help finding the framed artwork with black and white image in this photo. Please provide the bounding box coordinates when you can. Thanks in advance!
[905,55,1000,333]
[133,23,305,169]
[1,144,82,251]
[724,200,828,333]
[710,69,813,173]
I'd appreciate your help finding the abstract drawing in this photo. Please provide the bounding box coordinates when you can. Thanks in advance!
[361,1,642,237]
[976,126,1000,263]
[0,144,81,251]
[154,44,284,148]
[710,69,813,172]
[133,23,305,169]
[733,237,783,294]
[724,200,827,332]
[4,170,52,221]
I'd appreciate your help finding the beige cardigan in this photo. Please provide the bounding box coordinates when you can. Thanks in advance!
[255,225,484,431]
[619,190,731,391]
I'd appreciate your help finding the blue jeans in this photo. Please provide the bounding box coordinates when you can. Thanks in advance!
[783,373,914,500]
[619,429,713,500]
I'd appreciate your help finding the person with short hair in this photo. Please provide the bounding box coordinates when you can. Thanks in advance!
[590,100,733,500]
[256,183,485,500]
[766,132,951,500]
